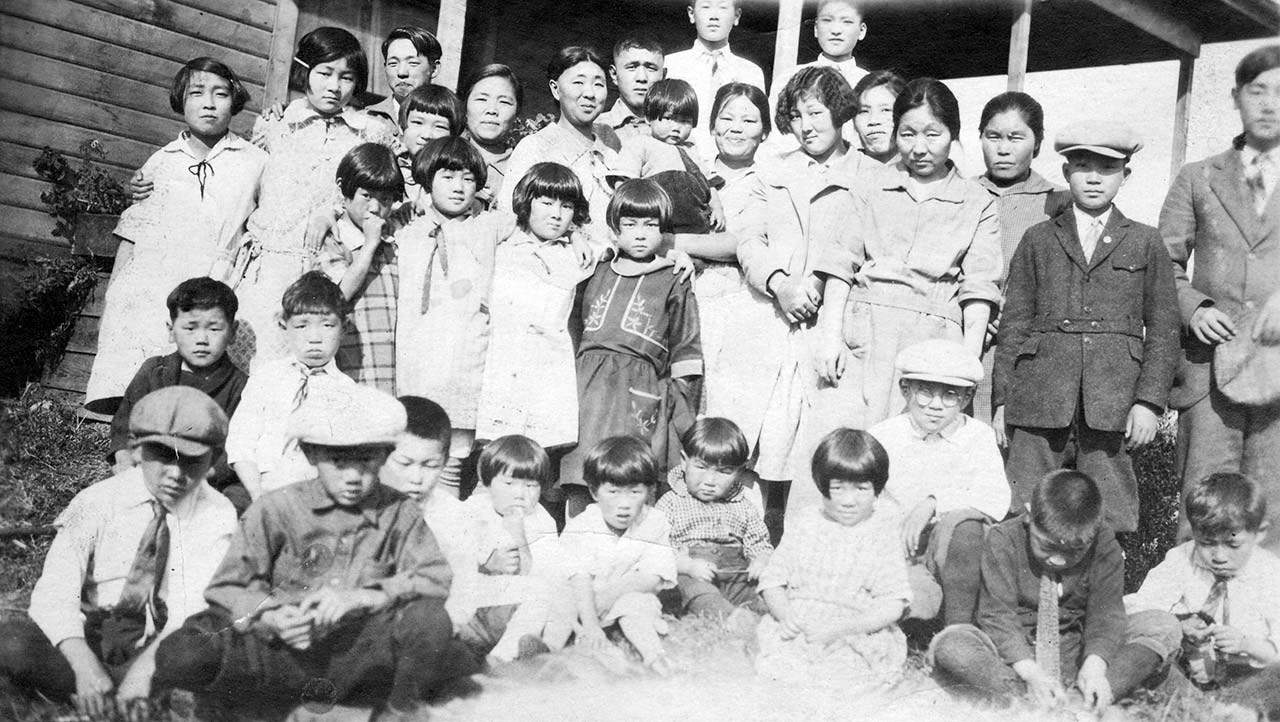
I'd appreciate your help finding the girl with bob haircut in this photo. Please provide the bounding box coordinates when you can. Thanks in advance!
[479,163,596,450]
[86,57,267,412]
[463,64,524,208]
[560,179,701,517]
[755,427,911,688]
[214,26,398,372]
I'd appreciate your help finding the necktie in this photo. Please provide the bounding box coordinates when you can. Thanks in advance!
[707,50,724,86]
[1201,576,1229,625]
[1081,218,1103,262]
[292,364,328,410]
[1185,576,1231,685]
[1245,153,1273,216]
[116,501,170,631]
[1035,572,1061,682]
[421,224,450,314]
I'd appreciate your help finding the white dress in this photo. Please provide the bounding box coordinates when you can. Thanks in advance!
[84,132,265,412]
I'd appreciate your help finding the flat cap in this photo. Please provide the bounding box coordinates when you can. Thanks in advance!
[1055,121,1143,159]
[896,339,983,387]
[129,386,229,456]
[287,383,406,447]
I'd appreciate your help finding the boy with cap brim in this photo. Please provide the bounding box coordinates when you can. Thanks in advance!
[156,384,474,718]
[0,387,237,721]
[992,121,1181,534]
[869,339,1011,626]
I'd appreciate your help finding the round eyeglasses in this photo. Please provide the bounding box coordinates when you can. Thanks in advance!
[911,385,964,408]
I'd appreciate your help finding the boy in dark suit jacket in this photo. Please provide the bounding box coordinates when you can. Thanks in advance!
[992,122,1180,533]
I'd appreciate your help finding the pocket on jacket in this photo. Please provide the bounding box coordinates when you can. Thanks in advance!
[1016,335,1042,358]
[1111,255,1148,273]
[1127,336,1144,362]
[842,301,872,359]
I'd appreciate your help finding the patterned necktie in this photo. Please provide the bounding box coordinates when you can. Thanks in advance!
[1035,572,1061,682]
[1081,218,1104,262]
[1245,153,1273,216]
[116,500,170,631]
[292,364,328,410]
[1201,576,1229,624]
[421,224,450,314]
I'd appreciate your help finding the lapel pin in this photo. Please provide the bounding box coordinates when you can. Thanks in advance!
[1102,236,1112,244]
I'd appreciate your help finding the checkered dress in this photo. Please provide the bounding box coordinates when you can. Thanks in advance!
[657,467,772,560]
[336,242,399,394]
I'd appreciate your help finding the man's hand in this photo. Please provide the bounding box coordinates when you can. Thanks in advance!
[666,249,696,283]
[72,659,116,720]
[1189,306,1237,345]
[262,102,286,122]
[992,406,1009,448]
[901,498,937,557]
[1125,404,1160,448]
[259,605,315,650]
[1075,654,1113,711]
[129,170,154,203]
[769,274,820,324]
[814,333,847,386]
[1251,293,1280,345]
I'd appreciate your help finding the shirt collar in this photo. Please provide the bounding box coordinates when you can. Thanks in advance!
[281,97,375,131]
[976,169,1058,197]
[813,54,859,73]
[906,413,967,442]
[1241,144,1279,167]
[120,466,205,519]
[291,357,341,376]
[1072,204,1113,234]
[302,478,386,523]
[161,131,249,163]
[694,39,733,58]
[883,160,967,202]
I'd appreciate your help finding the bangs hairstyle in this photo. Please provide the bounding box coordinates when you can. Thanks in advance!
[1236,44,1280,87]
[170,57,251,115]
[1030,469,1103,544]
[606,178,673,233]
[411,136,487,189]
[811,428,889,498]
[1186,472,1268,537]
[852,69,908,109]
[681,417,749,469]
[166,276,238,321]
[337,143,404,199]
[894,77,961,139]
[289,27,368,96]
[979,91,1046,155]
[511,162,590,231]
[711,82,771,137]
[612,32,664,61]
[398,396,451,453]
[280,271,347,320]
[398,84,465,134]
[547,45,608,84]
[775,65,858,131]
[644,79,698,123]
[464,64,524,113]
[478,435,552,488]
[381,26,442,63]
[583,435,658,491]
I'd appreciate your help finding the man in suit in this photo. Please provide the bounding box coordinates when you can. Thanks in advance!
[1159,44,1280,549]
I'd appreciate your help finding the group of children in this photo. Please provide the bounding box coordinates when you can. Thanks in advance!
[9,0,1279,717]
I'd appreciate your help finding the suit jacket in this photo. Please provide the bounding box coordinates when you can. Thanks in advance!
[993,207,1180,431]
[1158,144,1280,409]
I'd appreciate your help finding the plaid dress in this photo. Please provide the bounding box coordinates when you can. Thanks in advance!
[318,218,399,394]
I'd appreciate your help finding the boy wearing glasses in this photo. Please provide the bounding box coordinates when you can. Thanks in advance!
[870,340,1010,626]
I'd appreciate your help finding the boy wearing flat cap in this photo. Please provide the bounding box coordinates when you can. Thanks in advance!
[993,122,1180,534]
[156,384,472,718]
[869,339,1011,626]
[0,387,237,720]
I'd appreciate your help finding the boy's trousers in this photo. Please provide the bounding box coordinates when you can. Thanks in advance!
[0,610,148,701]
[670,543,760,617]
[1006,421,1138,533]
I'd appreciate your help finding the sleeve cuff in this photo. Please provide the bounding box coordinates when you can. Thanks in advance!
[670,359,703,378]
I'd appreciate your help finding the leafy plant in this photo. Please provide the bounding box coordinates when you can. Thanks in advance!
[32,139,129,240]
[0,256,99,397]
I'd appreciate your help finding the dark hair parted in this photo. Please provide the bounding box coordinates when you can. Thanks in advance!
[710,82,772,137]
[606,178,673,233]
[811,428,889,498]
[1186,472,1268,537]
[280,271,347,320]
[546,45,608,84]
[1030,469,1104,544]
[774,65,858,133]
[478,435,552,488]
[411,136,487,190]
[680,417,749,469]
[289,27,368,96]
[398,396,452,454]
[852,69,908,109]
[979,91,1046,155]
[894,77,961,139]
[583,435,658,491]
[464,64,524,114]
[170,57,251,115]
[1235,44,1280,88]
[511,163,590,232]
[612,32,665,61]
[336,143,404,200]
[644,78,699,124]
[398,84,465,134]
[381,26,442,63]
[167,277,238,321]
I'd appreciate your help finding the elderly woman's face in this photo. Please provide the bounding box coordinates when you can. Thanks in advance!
[550,61,607,128]
[306,58,357,115]
[713,94,765,164]
[466,75,519,144]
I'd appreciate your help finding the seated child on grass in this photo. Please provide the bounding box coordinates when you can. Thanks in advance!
[107,277,250,513]
[755,428,910,688]
[316,142,405,394]
[453,435,573,664]
[0,388,237,720]
[156,384,470,717]
[1125,472,1280,719]
[226,272,355,498]
[868,339,1010,626]
[563,436,678,673]
[656,417,771,619]
[930,469,1181,712]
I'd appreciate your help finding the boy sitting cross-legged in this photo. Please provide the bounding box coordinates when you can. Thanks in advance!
[156,383,474,718]
[656,417,772,622]
[930,470,1182,712]
[1125,472,1280,719]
